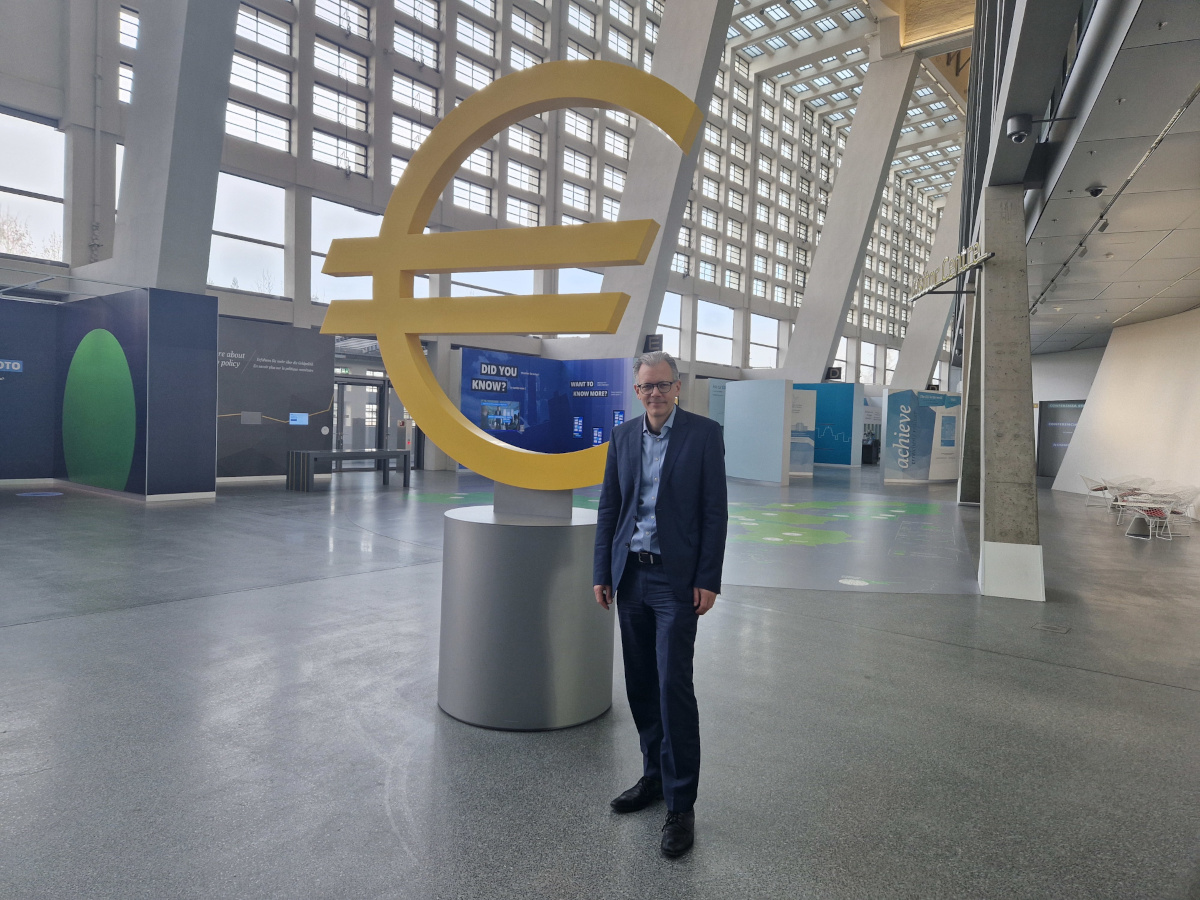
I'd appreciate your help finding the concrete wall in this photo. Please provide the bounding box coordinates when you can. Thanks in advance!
[0,0,64,120]
[1031,348,1104,403]
[1053,308,1200,494]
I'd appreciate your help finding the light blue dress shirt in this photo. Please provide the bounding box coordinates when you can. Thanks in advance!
[629,405,676,555]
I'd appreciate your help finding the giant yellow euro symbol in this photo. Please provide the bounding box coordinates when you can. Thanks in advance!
[319,61,703,491]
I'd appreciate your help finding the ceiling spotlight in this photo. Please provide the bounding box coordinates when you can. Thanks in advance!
[1054,306,1063,312]
[1104,251,1115,259]
[1062,265,1070,276]
[1049,281,1058,292]
[1087,185,1106,198]
[1098,219,1110,232]
[1078,245,1088,258]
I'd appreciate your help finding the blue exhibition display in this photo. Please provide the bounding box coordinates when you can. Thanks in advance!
[883,389,962,483]
[793,381,865,466]
[459,348,633,454]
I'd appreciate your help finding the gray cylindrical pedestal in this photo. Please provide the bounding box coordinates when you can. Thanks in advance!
[438,506,612,730]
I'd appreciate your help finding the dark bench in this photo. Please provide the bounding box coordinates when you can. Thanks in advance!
[286,449,411,491]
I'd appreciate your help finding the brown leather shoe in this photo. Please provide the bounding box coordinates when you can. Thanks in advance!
[660,809,695,857]
[609,776,663,813]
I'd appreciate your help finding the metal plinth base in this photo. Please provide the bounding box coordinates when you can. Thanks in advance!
[438,506,612,730]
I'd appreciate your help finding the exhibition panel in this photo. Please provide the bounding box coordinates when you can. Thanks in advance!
[216,317,334,478]
[0,289,217,499]
[883,390,962,484]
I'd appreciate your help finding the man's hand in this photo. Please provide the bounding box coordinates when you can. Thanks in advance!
[594,585,613,610]
[693,587,717,615]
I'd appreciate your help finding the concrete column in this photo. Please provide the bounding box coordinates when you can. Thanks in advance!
[957,287,981,504]
[61,0,119,268]
[976,185,1044,602]
[891,168,963,390]
[540,0,734,360]
[679,291,697,363]
[780,51,920,379]
[732,307,749,368]
[287,186,313,329]
[73,0,240,292]
[63,125,117,267]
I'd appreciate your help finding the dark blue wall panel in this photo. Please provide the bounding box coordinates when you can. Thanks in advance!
[147,289,218,495]
[0,299,58,479]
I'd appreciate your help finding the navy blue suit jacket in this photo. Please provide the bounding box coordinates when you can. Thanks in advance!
[593,407,728,601]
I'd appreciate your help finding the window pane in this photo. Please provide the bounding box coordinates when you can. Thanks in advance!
[207,235,285,294]
[748,344,777,368]
[312,197,382,254]
[311,253,373,303]
[212,173,285,243]
[559,268,603,293]
[696,299,733,336]
[0,193,63,260]
[656,325,680,357]
[225,101,290,151]
[659,291,681,327]
[750,313,777,346]
[695,334,732,366]
[0,115,65,197]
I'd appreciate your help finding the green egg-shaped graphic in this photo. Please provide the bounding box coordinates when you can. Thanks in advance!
[62,329,137,490]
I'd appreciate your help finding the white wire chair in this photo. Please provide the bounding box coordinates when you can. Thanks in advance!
[1110,478,1150,523]
[1166,488,1200,538]
[1080,475,1110,508]
[1122,493,1176,540]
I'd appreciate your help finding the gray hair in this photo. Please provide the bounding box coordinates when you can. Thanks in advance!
[633,350,679,381]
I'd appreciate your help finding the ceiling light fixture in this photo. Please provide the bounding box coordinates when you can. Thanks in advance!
[1077,244,1088,258]
[1098,219,1110,232]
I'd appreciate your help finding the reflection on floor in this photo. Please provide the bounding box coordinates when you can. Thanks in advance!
[1,468,1197,900]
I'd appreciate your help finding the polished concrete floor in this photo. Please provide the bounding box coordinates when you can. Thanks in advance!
[1,469,1198,899]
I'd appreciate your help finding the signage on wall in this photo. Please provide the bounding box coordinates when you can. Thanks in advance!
[0,359,24,372]
[912,242,994,300]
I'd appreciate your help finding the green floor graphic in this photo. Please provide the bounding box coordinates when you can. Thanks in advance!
[406,493,945,550]
[728,499,945,547]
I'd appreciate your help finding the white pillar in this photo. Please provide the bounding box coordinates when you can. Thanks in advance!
[780,51,921,379]
[891,168,964,390]
[73,0,240,292]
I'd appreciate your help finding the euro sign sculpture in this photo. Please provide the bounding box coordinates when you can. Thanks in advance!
[320,61,704,490]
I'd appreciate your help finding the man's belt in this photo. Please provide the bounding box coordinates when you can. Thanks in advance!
[629,550,663,565]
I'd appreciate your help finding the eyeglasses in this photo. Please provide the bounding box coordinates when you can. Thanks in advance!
[634,381,678,395]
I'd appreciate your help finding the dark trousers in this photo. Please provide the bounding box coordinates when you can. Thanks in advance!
[616,560,700,812]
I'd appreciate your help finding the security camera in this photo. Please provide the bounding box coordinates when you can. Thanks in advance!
[1006,113,1032,144]
[1087,185,1106,198]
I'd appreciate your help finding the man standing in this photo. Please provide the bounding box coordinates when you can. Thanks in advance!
[593,351,728,858]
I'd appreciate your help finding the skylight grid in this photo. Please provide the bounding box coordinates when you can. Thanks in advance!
[764,4,789,21]
[842,6,865,22]
[789,25,812,40]
[814,17,838,31]
[743,45,765,57]
[766,36,788,49]
[834,68,854,79]
[741,14,765,29]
